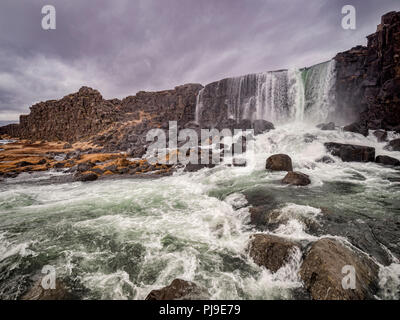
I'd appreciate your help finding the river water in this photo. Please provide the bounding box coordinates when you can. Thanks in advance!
[1,122,399,299]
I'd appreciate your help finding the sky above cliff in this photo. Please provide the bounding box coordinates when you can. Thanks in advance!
[0,0,399,120]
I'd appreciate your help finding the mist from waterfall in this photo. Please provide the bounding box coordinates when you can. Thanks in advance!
[195,60,337,125]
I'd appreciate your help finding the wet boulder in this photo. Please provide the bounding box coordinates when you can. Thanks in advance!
[373,130,388,142]
[282,171,311,186]
[343,122,369,137]
[21,279,77,300]
[249,206,281,230]
[299,238,379,300]
[253,120,274,135]
[324,142,375,162]
[375,155,400,166]
[77,162,95,172]
[248,234,300,273]
[317,122,335,130]
[74,172,98,182]
[384,138,400,151]
[265,154,293,171]
[145,279,209,300]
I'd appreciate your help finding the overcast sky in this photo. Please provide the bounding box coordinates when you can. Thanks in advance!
[0,0,398,121]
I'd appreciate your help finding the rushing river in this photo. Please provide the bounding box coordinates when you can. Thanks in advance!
[1,123,400,300]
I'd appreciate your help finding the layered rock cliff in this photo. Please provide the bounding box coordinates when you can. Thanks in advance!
[0,84,203,155]
[334,11,400,131]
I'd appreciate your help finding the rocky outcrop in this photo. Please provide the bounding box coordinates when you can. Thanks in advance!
[265,154,293,171]
[145,279,208,300]
[0,84,203,158]
[335,11,400,132]
[248,234,299,273]
[282,171,311,186]
[375,155,400,166]
[299,238,379,300]
[324,142,375,162]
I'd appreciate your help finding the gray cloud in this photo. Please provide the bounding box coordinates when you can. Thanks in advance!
[0,0,398,120]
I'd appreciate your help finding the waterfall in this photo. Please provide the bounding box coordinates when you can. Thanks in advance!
[195,60,337,125]
[302,60,337,123]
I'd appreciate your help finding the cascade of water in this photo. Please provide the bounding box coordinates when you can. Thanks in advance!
[194,88,205,124]
[195,60,337,125]
[302,60,337,123]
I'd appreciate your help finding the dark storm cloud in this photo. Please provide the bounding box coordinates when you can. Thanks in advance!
[0,0,399,120]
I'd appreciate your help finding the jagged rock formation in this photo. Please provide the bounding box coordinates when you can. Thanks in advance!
[1,84,203,157]
[335,11,400,131]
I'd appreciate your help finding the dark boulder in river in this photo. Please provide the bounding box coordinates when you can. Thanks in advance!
[145,279,209,300]
[253,120,274,135]
[343,122,369,137]
[317,122,335,130]
[21,279,77,300]
[375,155,400,166]
[300,238,379,300]
[265,154,293,171]
[383,138,400,151]
[373,130,388,142]
[248,234,300,273]
[282,171,311,186]
[316,155,335,164]
[324,142,375,162]
[74,172,98,182]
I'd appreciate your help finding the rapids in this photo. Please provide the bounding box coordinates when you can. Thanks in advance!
[0,123,399,299]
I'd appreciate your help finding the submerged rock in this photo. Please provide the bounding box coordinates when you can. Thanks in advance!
[375,155,400,166]
[343,122,369,137]
[248,234,300,273]
[316,155,335,163]
[282,171,311,186]
[324,142,375,162]
[384,138,400,151]
[253,120,274,135]
[232,158,247,167]
[317,122,335,130]
[249,206,281,230]
[265,154,293,171]
[373,130,388,142]
[145,279,209,300]
[304,134,317,143]
[21,279,77,300]
[300,238,379,300]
